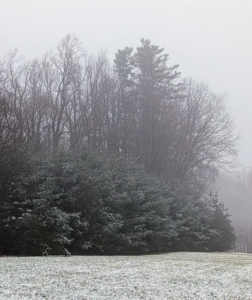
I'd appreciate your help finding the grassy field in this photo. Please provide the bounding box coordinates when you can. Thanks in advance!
[0,252,252,299]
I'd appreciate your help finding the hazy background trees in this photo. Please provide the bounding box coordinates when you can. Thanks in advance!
[0,34,238,189]
[214,169,252,252]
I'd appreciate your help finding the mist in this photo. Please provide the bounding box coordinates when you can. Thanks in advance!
[1,0,252,166]
[0,0,252,255]
[213,170,252,252]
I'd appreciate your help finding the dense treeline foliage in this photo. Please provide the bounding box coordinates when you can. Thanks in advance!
[0,150,235,255]
[0,35,236,255]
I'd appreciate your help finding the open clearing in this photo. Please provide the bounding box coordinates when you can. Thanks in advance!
[0,252,252,299]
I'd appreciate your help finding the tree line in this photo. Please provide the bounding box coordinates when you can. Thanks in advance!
[0,35,237,255]
[0,34,238,189]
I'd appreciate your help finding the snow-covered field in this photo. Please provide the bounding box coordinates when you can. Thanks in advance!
[0,252,252,299]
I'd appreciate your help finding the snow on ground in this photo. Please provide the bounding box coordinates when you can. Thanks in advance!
[0,252,252,299]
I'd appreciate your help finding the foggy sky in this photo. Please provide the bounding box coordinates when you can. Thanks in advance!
[1,0,252,166]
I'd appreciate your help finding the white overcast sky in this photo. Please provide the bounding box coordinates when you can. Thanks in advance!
[1,0,252,166]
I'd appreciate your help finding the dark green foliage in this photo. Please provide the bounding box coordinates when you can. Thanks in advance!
[205,192,236,251]
[0,149,235,255]
[168,190,235,252]
[0,150,85,255]
[87,157,176,254]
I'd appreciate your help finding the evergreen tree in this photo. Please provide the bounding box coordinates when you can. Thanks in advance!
[114,47,135,157]
[206,192,236,251]
[132,39,182,173]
